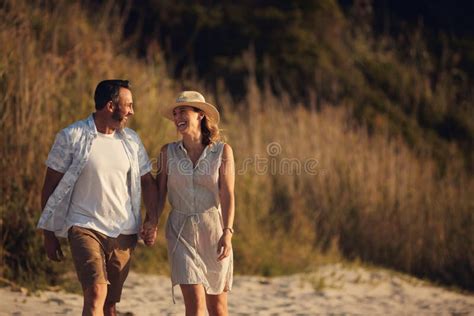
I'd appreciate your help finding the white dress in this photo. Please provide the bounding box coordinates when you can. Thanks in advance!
[165,141,233,301]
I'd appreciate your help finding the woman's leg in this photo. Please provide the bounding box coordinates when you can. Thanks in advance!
[180,284,206,316]
[206,291,228,316]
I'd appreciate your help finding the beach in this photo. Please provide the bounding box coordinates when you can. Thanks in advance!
[1,263,473,315]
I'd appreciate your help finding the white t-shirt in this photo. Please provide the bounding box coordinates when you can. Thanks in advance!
[67,131,135,237]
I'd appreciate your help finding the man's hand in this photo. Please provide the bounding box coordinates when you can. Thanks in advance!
[43,230,64,262]
[140,221,157,246]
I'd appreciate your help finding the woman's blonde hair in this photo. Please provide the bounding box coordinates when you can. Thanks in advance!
[193,107,221,145]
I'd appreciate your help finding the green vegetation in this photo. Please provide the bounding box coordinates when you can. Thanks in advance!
[0,0,473,293]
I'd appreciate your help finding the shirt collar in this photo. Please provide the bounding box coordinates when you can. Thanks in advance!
[178,140,218,156]
[177,140,186,152]
[209,143,218,153]
[86,113,131,140]
[86,114,98,136]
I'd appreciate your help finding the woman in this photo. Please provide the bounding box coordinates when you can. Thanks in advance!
[155,91,235,316]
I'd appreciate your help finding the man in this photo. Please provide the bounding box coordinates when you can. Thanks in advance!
[38,80,158,316]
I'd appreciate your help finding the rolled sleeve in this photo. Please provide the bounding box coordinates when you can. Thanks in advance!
[45,130,72,173]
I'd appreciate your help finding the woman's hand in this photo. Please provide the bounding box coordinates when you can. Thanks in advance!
[217,230,232,261]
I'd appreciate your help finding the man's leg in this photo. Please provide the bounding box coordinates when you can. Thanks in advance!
[83,283,108,316]
[68,226,110,316]
[104,234,137,316]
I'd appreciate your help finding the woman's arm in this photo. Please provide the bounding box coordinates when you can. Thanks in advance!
[217,143,235,261]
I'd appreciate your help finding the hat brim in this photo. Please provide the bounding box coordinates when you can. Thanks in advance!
[161,101,220,124]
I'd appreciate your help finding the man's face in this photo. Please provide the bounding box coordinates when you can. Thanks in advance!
[111,87,134,129]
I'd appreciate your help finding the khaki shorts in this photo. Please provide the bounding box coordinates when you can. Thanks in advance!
[68,226,137,303]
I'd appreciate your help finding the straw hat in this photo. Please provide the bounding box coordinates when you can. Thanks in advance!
[162,91,220,124]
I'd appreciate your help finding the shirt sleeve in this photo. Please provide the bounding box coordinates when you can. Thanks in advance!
[45,130,72,173]
[137,137,152,176]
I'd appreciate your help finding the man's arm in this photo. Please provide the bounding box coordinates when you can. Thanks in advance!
[41,167,65,262]
[140,172,159,246]
[140,145,168,246]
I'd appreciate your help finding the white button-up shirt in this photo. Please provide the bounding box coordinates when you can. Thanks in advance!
[37,114,152,237]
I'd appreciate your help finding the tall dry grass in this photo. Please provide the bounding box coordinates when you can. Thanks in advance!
[224,80,473,287]
[1,0,472,290]
[0,0,175,286]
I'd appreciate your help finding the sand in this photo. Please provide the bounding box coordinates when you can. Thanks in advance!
[1,263,473,315]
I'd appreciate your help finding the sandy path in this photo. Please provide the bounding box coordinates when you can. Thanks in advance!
[1,264,473,315]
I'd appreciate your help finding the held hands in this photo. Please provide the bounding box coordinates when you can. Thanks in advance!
[43,230,64,262]
[140,220,158,246]
[217,229,233,261]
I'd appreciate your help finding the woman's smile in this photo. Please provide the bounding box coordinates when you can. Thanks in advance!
[176,120,188,132]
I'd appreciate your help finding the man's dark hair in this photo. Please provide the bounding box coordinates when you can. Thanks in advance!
[94,80,131,110]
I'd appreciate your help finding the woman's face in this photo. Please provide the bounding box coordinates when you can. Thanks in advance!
[172,106,203,135]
